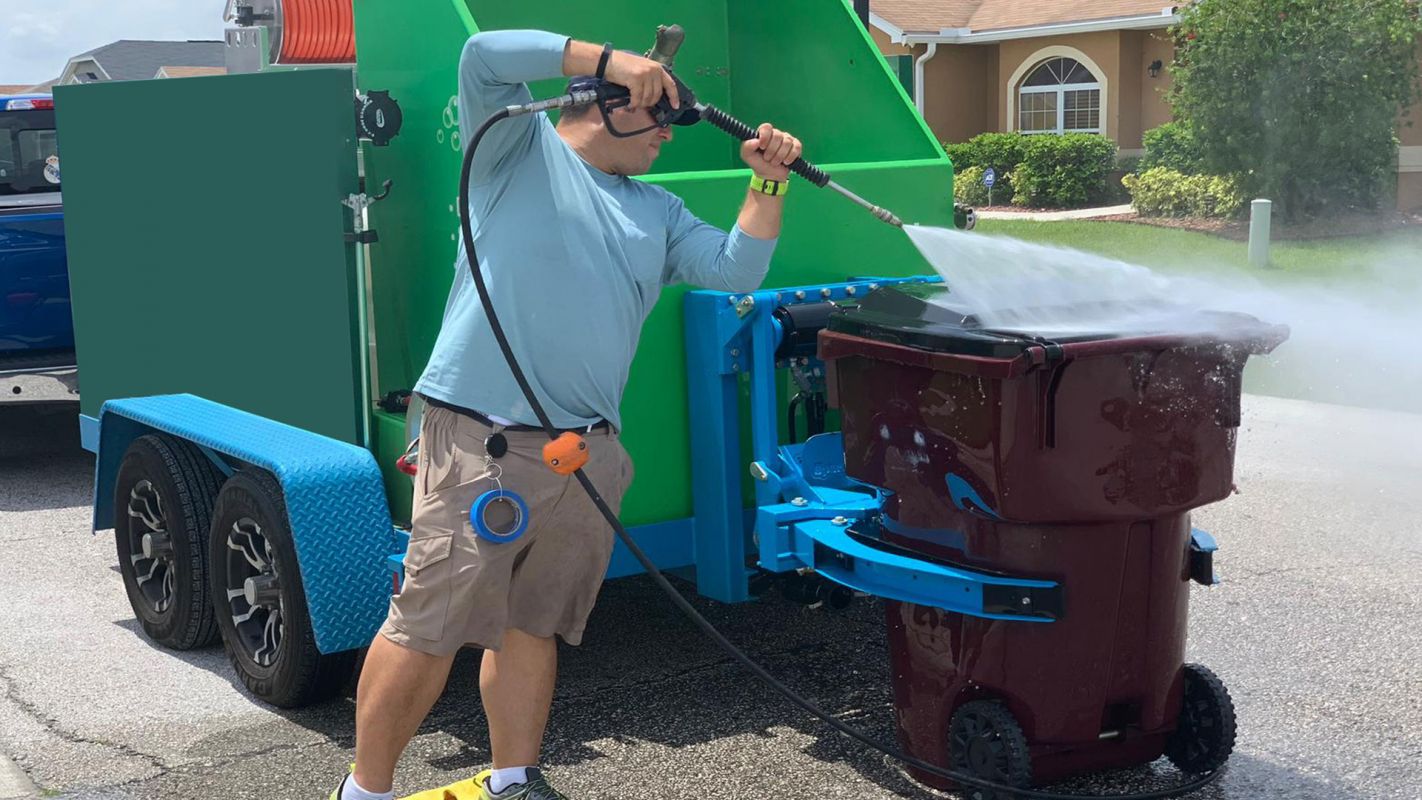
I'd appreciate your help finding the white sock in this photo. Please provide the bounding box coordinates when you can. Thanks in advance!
[488,767,531,793]
[341,774,395,800]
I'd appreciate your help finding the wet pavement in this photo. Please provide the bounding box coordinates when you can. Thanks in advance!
[0,395,1418,799]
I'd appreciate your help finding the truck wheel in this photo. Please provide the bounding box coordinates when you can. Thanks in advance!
[114,434,223,649]
[1165,663,1237,774]
[948,699,1032,800]
[210,469,356,708]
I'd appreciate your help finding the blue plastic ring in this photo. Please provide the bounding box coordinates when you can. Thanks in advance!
[470,489,530,544]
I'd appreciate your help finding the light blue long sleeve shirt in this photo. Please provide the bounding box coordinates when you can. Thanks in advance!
[414,30,778,430]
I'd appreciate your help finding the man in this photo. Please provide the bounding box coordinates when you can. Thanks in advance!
[332,29,800,800]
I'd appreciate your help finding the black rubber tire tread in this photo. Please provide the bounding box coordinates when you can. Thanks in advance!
[113,434,224,650]
[949,699,1033,800]
[1165,663,1237,774]
[209,469,357,708]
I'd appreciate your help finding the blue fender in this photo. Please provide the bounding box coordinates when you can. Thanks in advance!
[90,394,397,654]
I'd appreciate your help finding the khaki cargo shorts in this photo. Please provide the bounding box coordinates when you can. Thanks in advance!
[380,404,633,655]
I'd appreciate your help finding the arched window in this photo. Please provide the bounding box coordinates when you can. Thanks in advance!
[1018,57,1101,134]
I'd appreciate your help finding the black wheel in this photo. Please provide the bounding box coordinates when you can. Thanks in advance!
[1166,663,1237,774]
[210,469,356,708]
[948,699,1032,800]
[114,434,224,649]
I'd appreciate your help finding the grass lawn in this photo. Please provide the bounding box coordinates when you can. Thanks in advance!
[974,219,1422,283]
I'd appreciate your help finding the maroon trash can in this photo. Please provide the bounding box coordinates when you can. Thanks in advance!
[818,283,1286,793]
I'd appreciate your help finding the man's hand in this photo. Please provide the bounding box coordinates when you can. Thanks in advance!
[563,40,678,111]
[740,124,803,182]
[603,51,680,111]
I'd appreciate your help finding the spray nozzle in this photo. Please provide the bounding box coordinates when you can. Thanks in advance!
[646,24,685,68]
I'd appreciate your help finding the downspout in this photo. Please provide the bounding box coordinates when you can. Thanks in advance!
[913,41,938,115]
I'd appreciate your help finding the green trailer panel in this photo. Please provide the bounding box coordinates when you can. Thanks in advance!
[352,0,955,526]
[56,69,366,444]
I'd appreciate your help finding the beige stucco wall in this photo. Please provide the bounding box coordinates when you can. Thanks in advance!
[1395,40,1422,209]
[1139,31,1176,139]
[1399,174,1422,211]
[869,30,999,144]
[872,25,1417,209]
[921,45,999,143]
[1117,30,1177,149]
[872,28,1176,147]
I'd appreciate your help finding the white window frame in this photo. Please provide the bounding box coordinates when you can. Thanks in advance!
[1006,46,1110,137]
[1019,80,1102,135]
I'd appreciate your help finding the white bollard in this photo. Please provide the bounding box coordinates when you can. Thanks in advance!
[1248,199,1272,269]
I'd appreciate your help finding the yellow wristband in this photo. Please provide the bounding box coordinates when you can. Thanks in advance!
[750,175,788,197]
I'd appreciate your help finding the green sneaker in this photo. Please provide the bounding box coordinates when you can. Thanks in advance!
[479,768,570,800]
[328,764,354,800]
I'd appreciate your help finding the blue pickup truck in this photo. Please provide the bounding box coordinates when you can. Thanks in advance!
[0,94,75,404]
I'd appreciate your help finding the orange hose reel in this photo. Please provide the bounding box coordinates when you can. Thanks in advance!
[278,0,356,64]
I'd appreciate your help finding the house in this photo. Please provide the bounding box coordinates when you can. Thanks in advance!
[155,66,229,80]
[57,41,225,85]
[869,1,1422,210]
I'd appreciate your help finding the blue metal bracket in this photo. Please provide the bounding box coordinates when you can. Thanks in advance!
[683,276,937,603]
[775,516,1060,621]
[751,433,1061,621]
[1189,527,1219,586]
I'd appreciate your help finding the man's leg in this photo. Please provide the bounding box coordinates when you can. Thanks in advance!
[481,628,558,769]
[352,633,458,794]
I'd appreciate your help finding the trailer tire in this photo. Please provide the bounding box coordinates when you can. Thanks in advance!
[114,434,224,650]
[210,469,356,708]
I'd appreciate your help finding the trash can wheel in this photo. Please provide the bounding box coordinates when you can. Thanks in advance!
[948,699,1032,799]
[113,434,224,650]
[209,469,356,708]
[1165,663,1237,774]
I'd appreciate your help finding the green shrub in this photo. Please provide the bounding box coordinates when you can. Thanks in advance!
[1009,134,1118,208]
[1170,0,1422,220]
[1122,167,1246,218]
[1140,122,1204,174]
[953,165,990,206]
[944,132,1029,197]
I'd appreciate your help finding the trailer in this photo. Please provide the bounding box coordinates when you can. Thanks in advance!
[57,0,954,703]
[55,0,1277,793]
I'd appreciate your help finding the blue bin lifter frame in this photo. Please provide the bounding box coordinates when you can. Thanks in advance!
[82,394,398,654]
[684,277,1065,620]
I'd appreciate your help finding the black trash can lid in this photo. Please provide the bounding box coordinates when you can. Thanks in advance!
[828,283,1279,359]
[827,283,1092,358]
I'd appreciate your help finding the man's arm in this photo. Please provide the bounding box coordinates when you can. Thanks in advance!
[663,198,777,294]
[662,123,803,292]
[459,31,679,185]
[735,123,804,240]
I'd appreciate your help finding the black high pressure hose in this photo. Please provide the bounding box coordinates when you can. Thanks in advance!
[458,106,1222,800]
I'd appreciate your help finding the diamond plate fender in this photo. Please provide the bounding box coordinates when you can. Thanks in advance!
[91,394,397,654]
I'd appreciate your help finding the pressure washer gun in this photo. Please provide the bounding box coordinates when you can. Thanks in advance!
[514,25,922,228]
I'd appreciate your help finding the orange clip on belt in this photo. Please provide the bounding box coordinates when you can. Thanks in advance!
[543,432,588,475]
